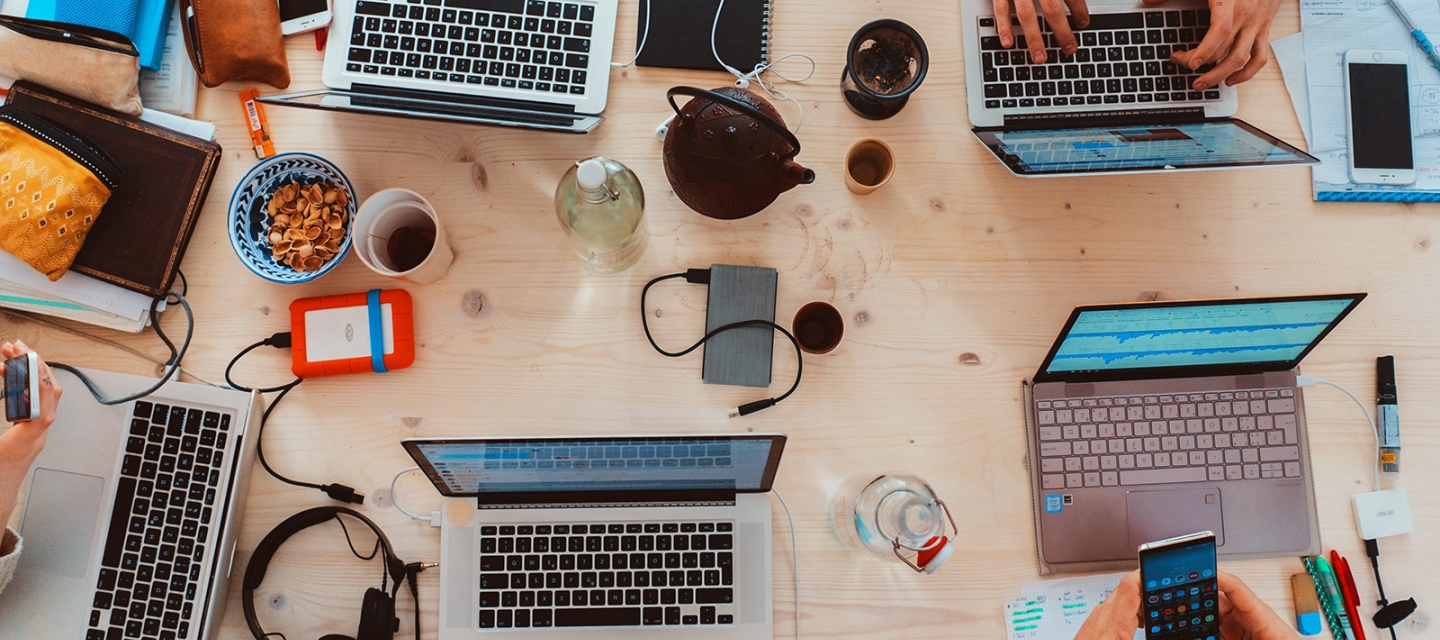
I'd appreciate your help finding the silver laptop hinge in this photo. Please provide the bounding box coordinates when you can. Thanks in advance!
[478,500,736,510]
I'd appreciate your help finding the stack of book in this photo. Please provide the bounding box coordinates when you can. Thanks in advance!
[0,82,221,332]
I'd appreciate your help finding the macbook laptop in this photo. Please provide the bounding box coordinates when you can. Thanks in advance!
[261,0,619,133]
[1022,293,1365,574]
[0,366,261,639]
[961,0,1318,175]
[403,434,785,638]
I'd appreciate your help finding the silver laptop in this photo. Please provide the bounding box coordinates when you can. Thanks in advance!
[0,366,261,639]
[1022,293,1366,574]
[403,434,785,638]
[961,0,1317,175]
[261,0,619,133]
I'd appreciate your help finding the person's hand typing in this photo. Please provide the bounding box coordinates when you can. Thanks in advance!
[0,340,62,528]
[1076,571,1143,640]
[1216,571,1301,640]
[993,0,1090,64]
[1157,0,1284,90]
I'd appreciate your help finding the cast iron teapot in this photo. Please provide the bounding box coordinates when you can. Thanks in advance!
[662,86,815,220]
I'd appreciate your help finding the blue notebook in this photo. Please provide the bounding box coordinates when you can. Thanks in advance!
[26,0,173,70]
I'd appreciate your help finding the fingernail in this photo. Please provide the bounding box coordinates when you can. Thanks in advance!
[1001,36,1012,47]
[1078,18,1090,27]
[1191,56,1202,68]
[1195,81,1207,90]
[1034,50,1046,63]
[1063,45,1077,54]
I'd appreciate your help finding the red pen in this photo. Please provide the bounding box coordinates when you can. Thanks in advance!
[1330,550,1367,640]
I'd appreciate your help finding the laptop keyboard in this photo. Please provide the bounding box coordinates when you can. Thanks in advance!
[87,401,231,640]
[348,0,595,97]
[479,521,737,629]
[977,11,1221,110]
[1036,388,1302,489]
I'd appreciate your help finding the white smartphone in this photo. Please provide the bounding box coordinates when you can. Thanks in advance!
[1344,49,1415,185]
[279,0,331,36]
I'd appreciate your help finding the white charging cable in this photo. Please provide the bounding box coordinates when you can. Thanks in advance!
[1296,376,1381,492]
[771,488,801,640]
[391,466,435,523]
[708,0,815,132]
[610,0,652,67]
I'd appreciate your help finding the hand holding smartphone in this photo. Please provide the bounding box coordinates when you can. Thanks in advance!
[3,352,40,423]
[1139,532,1219,640]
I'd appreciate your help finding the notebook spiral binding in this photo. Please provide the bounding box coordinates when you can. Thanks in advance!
[760,1,771,65]
[1316,190,1440,203]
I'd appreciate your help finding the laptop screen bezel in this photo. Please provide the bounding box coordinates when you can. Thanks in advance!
[972,117,1318,177]
[401,434,787,505]
[1031,293,1367,384]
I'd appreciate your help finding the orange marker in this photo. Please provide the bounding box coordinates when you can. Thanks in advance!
[239,88,275,159]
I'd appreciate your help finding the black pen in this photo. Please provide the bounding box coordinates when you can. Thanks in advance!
[1376,356,1400,473]
[186,6,205,75]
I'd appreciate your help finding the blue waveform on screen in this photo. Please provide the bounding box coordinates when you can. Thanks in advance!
[1065,322,1330,342]
[1051,321,1332,371]
[1052,343,1310,365]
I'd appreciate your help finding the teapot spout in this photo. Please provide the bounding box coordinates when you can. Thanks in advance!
[781,160,817,191]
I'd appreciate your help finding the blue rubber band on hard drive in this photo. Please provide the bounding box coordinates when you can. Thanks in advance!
[368,289,388,373]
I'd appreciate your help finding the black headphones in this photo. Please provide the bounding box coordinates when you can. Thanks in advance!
[243,507,415,640]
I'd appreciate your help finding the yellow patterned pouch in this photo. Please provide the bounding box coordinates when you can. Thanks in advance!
[0,104,121,281]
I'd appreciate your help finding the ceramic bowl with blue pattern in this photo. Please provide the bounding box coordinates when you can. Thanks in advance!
[227,153,356,284]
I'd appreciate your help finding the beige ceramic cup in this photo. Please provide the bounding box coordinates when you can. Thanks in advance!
[354,188,454,285]
[844,138,896,195]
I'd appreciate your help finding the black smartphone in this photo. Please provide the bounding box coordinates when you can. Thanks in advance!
[4,352,40,423]
[1139,531,1220,640]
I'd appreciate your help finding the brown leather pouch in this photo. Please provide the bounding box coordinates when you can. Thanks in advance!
[178,0,290,89]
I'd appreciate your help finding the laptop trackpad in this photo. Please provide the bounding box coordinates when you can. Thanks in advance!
[19,468,105,579]
[1126,488,1224,550]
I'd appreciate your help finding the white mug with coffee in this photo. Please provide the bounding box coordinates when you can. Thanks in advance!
[354,188,454,284]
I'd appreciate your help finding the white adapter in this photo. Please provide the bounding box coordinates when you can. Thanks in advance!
[1352,487,1414,540]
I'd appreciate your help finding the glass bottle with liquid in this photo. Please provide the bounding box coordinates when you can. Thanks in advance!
[555,157,646,273]
[829,472,956,573]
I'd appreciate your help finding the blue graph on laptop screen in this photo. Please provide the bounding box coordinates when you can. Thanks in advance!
[1046,299,1354,373]
[416,438,775,494]
[987,121,1304,173]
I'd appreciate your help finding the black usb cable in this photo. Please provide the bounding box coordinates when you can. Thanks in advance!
[226,332,364,504]
[641,269,803,417]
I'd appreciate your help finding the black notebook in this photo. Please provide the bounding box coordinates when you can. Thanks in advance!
[635,0,770,72]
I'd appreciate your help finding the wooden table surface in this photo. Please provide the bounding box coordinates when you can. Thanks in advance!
[5,1,1437,638]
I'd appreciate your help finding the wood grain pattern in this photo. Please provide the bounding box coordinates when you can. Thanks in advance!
[4,1,1437,638]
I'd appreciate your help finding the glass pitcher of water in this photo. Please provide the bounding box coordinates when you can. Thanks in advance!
[829,472,956,573]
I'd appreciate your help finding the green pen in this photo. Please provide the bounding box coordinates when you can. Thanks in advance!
[1315,557,1358,640]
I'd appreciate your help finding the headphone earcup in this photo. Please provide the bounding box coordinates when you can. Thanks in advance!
[356,587,397,640]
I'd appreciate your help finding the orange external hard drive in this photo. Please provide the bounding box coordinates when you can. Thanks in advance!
[289,289,415,378]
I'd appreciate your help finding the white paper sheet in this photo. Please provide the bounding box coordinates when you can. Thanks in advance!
[0,250,158,322]
[1004,572,1145,640]
[1299,0,1440,196]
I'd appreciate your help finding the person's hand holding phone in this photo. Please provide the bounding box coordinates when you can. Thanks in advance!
[0,340,62,527]
[1076,570,1301,640]
[1215,571,1301,640]
[1075,571,1144,640]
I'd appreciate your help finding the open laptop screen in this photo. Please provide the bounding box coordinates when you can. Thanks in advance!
[1034,294,1365,382]
[403,435,786,503]
[974,119,1316,176]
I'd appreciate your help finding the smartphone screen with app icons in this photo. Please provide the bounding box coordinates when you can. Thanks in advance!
[1139,532,1219,640]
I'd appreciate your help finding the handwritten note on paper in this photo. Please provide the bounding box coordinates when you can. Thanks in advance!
[1299,0,1440,196]
[1004,573,1145,640]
